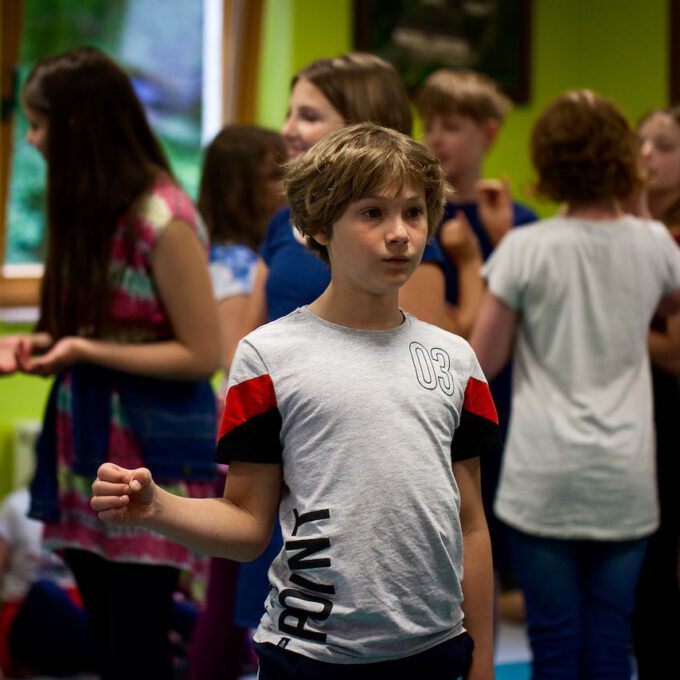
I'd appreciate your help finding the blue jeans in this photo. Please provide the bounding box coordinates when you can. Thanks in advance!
[506,526,648,680]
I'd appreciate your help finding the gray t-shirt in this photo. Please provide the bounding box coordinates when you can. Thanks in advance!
[483,215,680,540]
[217,308,499,663]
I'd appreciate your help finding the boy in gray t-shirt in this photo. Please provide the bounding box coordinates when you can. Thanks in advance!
[92,123,499,679]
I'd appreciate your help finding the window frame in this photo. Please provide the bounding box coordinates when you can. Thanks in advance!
[0,0,37,309]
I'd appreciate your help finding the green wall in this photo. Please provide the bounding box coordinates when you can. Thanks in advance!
[256,0,669,217]
[257,0,353,129]
[0,0,671,426]
[486,0,668,217]
[0,323,49,498]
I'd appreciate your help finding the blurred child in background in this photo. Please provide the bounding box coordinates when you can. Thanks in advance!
[472,89,680,680]
[190,124,286,680]
[631,105,680,680]
[417,70,538,625]
[0,486,94,677]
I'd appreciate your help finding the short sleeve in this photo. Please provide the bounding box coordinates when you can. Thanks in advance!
[513,202,539,226]
[481,229,527,310]
[451,347,500,461]
[209,244,258,301]
[129,178,207,258]
[215,339,283,464]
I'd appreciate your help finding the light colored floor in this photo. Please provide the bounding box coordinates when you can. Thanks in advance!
[496,618,531,666]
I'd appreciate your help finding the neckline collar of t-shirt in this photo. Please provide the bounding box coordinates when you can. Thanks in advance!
[297,305,412,337]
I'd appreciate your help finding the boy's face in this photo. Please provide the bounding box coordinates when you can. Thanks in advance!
[314,184,428,296]
[423,112,496,183]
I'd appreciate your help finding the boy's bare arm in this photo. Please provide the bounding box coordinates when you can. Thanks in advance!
[453,456,495,680]
[91,461,281,561]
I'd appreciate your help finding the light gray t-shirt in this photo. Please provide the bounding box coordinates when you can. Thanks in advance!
[483,215,680,540]
[216,308,499,663]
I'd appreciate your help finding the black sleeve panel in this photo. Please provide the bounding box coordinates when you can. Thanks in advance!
[215,407,283,464]
[451,409,501,462]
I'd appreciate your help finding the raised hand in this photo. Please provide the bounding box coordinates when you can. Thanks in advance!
[440,210,483,265]
[476,178,513,245]
[91,463,157,525]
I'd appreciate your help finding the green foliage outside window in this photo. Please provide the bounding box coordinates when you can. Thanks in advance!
[6,0,203,264]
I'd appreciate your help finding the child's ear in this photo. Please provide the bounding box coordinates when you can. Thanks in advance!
[311,229,330,246]
[483,119,501,150]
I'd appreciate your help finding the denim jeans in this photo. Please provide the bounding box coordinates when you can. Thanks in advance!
[506,525,648,679]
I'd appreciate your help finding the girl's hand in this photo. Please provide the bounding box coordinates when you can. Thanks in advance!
[0,335,24,374]
[91,463,156,525]
[440,211,482,265]
[476,178,513,245]
[16,335,84,376]
[0,333,52,375]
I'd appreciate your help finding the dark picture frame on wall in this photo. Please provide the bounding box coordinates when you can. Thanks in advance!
[670,0,680,104]
[354,0,532,104]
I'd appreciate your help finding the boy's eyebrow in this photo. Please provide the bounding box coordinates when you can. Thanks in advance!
[357,192,425,202]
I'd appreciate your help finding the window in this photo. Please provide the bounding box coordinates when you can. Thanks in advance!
[0,0,263,312]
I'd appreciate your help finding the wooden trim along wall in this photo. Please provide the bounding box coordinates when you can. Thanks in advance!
[0,0,38,310]
[221,0,263,124]
[234,0,263,123]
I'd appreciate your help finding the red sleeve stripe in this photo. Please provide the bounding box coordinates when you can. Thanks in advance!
[463,376,499,424]
[218,374,278,440]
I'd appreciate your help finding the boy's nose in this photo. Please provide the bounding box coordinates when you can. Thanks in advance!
[387,217,409,242]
